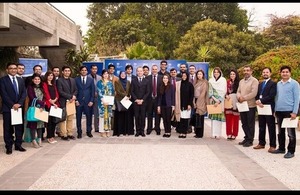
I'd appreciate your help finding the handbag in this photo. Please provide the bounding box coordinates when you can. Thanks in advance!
[116,99,127,112]
[171,111,178,127]
[26,98,40,122]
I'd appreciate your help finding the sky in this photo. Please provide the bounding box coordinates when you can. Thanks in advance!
[50,3,300,36]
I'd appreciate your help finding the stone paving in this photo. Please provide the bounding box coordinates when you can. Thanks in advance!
[0,114,299,190]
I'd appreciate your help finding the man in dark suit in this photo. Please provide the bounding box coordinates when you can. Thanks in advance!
[253,67,277,153]
[87,64,102,133]
[57,65,78,141]
[146,65,162,135]
[131,66,151,137]
[75,65,95,138]
[0,62,27,155]
[25,64,43,87]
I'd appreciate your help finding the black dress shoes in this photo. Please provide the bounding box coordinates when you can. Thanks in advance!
[6,149,12,155]
[146,130,151,135]
[87,133,93,138]
[141,133,146,137]
[156,132,161,135]
[68,135,76,140]
[15,146,26,152]
[77,134,82,139]
[135,133,139,137]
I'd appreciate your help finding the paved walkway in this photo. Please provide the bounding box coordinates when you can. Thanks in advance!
[0,114,300,190]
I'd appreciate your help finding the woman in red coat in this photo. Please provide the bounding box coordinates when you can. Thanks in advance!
[43,71,60,144]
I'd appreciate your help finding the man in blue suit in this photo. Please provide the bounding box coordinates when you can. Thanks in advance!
[0,62,27,155]
[75,65,95,138]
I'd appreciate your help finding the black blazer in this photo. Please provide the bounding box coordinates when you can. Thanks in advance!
[157,86,175,107]
[0,75,27,113]
[57,77,78,108]
[255,79,277,111]
[130,77,151,102]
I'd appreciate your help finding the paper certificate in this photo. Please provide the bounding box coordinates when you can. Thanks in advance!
[34,108,49,123]
[102,95,115,105]
[281,117,299,128]
[11,108,23,125]
[180,109,191,119]
[207,104,222,114]
[66,100,76,116]
[120,96,132,109]
[224,98,233,109]
[49,106,63,118]
[256,104,272,115]
[236,101,249,112]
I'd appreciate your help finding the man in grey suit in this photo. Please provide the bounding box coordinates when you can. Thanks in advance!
[56,66,78,141]
[87,64,102,133]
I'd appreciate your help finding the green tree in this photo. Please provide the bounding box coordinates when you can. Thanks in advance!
[174,19,264,75]
[85,3,250,59]
[125,41,163,60]
[249,45,300,83]
[65,46,91,77]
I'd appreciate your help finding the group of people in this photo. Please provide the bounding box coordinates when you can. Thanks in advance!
[0,61,299,159]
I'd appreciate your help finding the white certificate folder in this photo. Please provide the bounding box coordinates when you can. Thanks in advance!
[49,106,63,118]
[256,104,272,115]
[120,97,132,109]
[281,117,299,128]
[11,108,23,125]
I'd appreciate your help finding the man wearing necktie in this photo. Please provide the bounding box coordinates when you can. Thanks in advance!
[75,65,95,139]
[146,65,162,135]
[131,66,151,137]
[254,67,277,153]
[87,64,102,133]
[0,63,27,155]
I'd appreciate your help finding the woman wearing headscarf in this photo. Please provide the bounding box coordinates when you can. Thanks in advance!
[208,67,227,139]
[113,71,132,136]
[174,72,194,138]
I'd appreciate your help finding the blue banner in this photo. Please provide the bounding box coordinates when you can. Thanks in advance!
[187,62,210,80]
[104,59,187,76]
[82,62,104,75]
[18,58,48,77]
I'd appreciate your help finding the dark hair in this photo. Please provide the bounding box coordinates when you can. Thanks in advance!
[90,64,98,69]
[280,65,291,72]
[6,62,17,68]
[181,72,189,80]
[17,63,25,67]
[62,65,71,72]
[31,73,44,92]
[51,66,60,71]
[159,74,171,95]
[196,69,206,80]
[189,64,196,69]
[108,64,115,69]
[229,69,240,93]
[33,64,42,71]
[102,69,108,76]
[125,64,133,71]
[44,71,55,85]
[262,67,272,73]
[170,68,176,72]
[143,65,149,70]
[160,60,167,65]
[79,65,88,71]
